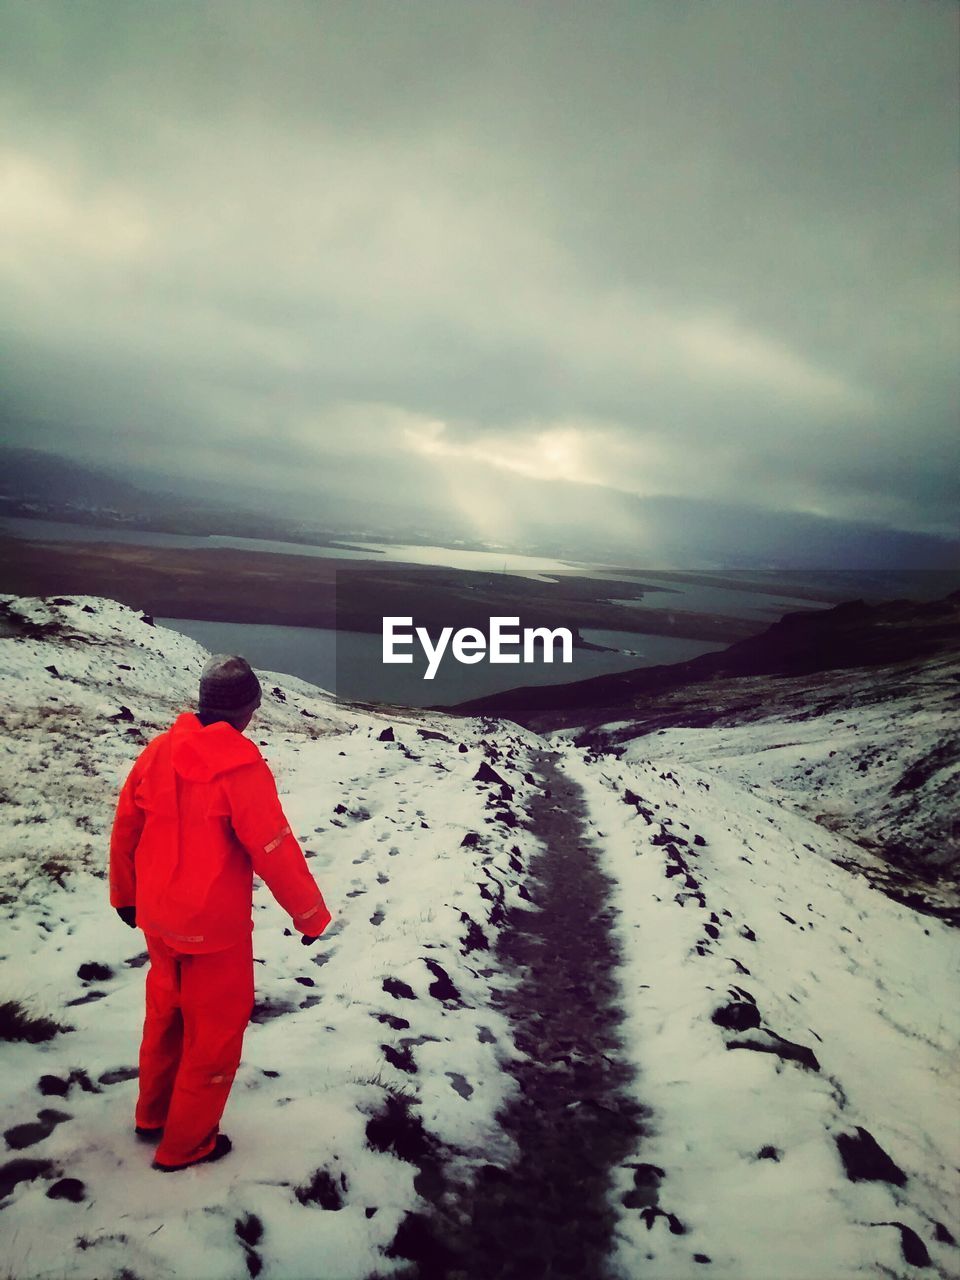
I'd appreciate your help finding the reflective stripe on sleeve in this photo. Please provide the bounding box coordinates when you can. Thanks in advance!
[263,824,291,854]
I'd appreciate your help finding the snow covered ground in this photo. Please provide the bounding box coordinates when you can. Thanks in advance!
[0,595,544,1279]
[560,746,959,1279]
[1,592,957,1279]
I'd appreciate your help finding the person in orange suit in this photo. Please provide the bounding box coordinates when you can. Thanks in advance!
[109,654,332,1171]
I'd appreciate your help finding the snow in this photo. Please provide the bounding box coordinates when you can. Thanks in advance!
[1,591,957,1279]
[0,594,542,1279]
[556,740,959,1279]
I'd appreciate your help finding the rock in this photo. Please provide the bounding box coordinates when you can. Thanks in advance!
[422,958,462,1005]
[77,962,113,982]
[727,1029,820,1072]
[712,1001,761,1032]
[97,1064,138,1085]
[140,614,155,626]
[835,1127,906,1185]
[46,1177,86,1202]
[472,761,510,789]
[895,1224,931,1268]
[65,991,107,1007]
[373,1012,410,1030]
[870,1222,931,1268]
[37,1075,70,1098]
[377,727,395,742]
[446,1072,473,1099]
[460,832,480,848]
[382,977,416,1001]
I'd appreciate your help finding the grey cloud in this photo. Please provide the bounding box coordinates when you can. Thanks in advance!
[0,0,957,551]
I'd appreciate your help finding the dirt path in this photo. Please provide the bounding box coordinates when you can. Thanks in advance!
[410,747,646,1279]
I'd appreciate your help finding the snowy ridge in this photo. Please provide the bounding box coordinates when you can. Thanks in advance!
[559,744,959,1279]
[569,644,960,916]
[0,595,544,1279]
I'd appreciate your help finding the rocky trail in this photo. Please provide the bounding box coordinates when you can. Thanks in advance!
[401,750,647,1280]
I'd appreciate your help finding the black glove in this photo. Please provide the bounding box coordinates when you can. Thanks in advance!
[301,932,320,946]
[116,906,138,929]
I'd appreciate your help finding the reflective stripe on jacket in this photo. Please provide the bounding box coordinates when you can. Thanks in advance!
[109,711,331,953]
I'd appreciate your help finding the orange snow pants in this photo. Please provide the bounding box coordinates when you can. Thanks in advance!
[136,931,255,1167]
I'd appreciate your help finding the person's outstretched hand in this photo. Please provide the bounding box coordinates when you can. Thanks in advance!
[116,905,137,929]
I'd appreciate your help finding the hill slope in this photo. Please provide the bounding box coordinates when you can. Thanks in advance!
[0,594,957,1279]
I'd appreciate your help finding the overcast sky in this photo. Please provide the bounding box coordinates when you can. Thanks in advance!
[1,0,958,549]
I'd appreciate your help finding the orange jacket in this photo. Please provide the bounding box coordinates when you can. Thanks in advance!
[109,712,331,953]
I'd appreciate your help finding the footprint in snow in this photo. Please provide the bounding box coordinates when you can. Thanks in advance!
[4,1109,72,1150]
[0,1157,57,1199]
[446,1072,473,1099]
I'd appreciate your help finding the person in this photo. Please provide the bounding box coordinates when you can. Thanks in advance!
[109,654,332,1172]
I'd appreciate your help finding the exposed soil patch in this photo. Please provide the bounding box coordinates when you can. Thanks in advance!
[408,749,646,1279]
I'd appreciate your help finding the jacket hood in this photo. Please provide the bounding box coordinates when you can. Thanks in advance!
[169,712,263,782]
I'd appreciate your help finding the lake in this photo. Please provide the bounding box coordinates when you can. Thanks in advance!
[157,617,726,708]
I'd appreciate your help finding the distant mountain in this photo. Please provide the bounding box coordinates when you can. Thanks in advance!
[450,589,960,727]
[2,444,958,569]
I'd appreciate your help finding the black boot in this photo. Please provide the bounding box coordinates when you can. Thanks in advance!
[153,1133,232,1172]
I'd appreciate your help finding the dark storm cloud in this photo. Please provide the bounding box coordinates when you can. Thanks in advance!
[1,0,957,543]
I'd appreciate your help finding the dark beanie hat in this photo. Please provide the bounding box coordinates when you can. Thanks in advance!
[198,654,262,716]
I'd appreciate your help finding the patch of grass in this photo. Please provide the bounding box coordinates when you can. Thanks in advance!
[0,999,71,1043]
[39,858,72,887]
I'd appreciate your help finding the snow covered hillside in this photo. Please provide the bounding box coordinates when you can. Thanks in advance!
[0,593,957,1280]
[0,594,543,1279]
